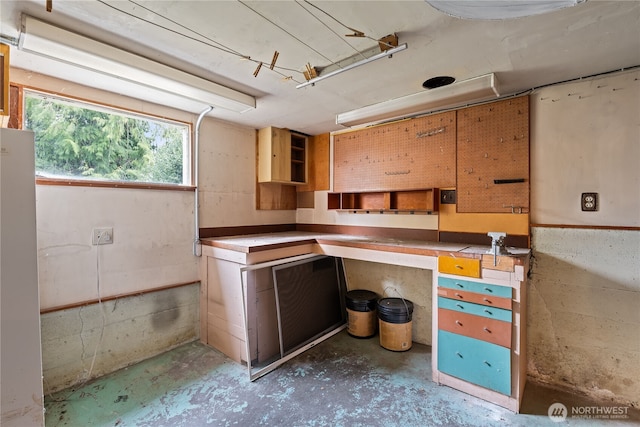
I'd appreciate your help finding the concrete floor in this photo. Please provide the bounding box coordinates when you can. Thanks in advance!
[45,331,639,426]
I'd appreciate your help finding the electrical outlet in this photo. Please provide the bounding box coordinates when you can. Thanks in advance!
[581,193,598,211]
[92,227,113,245]
[440,189,456,204]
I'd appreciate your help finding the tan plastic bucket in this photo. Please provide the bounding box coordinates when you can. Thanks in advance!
[345,290,378,338]
[347,308,377,338]
[377,298,414,351]
[378,319,412,351]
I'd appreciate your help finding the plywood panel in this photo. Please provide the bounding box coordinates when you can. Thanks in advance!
[297,133,330,192]
[457,96,529,213]
[438,203,530,236]
[334,111,456,192]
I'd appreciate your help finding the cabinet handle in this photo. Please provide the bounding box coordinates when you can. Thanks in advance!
[456,304,464,309]
[483,360,491,367]
[456,283,464,288]
[456,351,463,358]
[455,265,463,269]
[483,287,493,293]
[483,297,491,304]
[483,327,491,333]
[454,292,463,299]
[484,309,493,315]
[455,320,462,326]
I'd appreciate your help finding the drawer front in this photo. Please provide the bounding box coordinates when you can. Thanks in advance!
[438,276,512,299]
[437,287,512,310]
[438,330,511,395]
[438,256,481,278]
[438,308,512,348]
[438,297,512,323]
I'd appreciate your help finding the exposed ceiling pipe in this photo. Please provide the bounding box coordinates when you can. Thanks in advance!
[193,106,213,257]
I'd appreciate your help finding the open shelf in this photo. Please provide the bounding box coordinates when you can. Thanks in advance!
[290,133,306,184]
[328,189,439,214]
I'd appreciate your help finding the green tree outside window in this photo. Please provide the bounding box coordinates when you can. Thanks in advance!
[24,91,190,185]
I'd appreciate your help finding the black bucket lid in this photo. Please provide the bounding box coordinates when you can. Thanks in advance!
[346,290,378,311]
[377,298,414,323]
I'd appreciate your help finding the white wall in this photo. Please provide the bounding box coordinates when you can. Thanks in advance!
[527,69,640,405]
[36,186,198,308]
[530,69,640,227]
[197,119,295,228]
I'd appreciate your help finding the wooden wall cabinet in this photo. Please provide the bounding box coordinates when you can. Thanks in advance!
[258,126,307,185]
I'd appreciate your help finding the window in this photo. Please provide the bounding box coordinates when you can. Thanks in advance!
[24,90,191,186]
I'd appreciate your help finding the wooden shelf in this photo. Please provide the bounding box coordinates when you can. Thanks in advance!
[290,133,306,184]
[328,189,439,213]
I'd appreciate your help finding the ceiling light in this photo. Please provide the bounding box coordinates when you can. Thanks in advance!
[296,43,408,89]
[18,15,256,113]
[426,0,586,20]
[336,73,500,127]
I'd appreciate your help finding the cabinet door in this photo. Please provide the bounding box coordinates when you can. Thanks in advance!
[258,126,291,183]
[258,127,307,184]
[456,96,529,213]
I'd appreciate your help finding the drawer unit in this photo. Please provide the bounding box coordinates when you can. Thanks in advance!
[437,287,512,310]
[438,276,512,299]
[437,296,512,323]
[438,256,481,278]
[438,308,511,348]
[434,252,529,412]
[438,330,511,395]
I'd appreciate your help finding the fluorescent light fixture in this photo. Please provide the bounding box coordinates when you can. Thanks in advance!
[426,0,586,20]
[296,43,408,89]
[336,73,500,127]
[18,15,256,113]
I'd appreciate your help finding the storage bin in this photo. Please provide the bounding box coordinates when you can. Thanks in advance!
[345,290,378,338]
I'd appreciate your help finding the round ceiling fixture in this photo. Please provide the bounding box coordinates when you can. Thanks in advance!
[422,76,455,89]
[425,0,586,20]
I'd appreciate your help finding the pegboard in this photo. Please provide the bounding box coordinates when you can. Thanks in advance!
[456,96,529,213]
[334,111,457,193]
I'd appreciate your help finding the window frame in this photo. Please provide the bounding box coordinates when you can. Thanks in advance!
[21,86,194,191]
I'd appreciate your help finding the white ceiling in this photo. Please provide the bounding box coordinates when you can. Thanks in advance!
[1,0,639,135]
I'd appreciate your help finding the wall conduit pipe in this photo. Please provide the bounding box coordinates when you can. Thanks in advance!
[193,106,213,256]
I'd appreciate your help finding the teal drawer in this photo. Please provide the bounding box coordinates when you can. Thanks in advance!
[438,276,512,299]
[438,297,512,322]
[438,330,511,395]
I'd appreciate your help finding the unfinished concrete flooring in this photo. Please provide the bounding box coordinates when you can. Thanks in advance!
[45,331,639,426]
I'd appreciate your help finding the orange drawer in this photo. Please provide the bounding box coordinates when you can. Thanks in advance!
[437,287,512,310]
[438,256,481,278]
[438,308,512,348]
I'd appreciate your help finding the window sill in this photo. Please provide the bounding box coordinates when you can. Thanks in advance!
[36,177,195,192]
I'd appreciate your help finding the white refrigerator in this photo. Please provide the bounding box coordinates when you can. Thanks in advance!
[0,128,45,426]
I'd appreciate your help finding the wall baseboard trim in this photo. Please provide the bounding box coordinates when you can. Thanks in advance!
[40,281,200,314]
[531,224,639,231]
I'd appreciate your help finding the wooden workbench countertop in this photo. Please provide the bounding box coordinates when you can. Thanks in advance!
[200,232,530,265]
